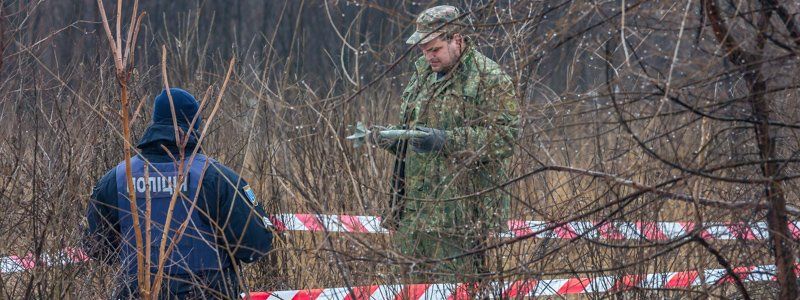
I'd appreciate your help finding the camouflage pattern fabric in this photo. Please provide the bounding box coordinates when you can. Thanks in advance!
[387,42,519,283]
[406,5,465,45]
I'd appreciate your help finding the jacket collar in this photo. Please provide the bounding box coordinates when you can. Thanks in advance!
[136,123,200,154]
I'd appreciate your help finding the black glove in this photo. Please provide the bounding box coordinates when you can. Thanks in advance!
[410,126,447,153]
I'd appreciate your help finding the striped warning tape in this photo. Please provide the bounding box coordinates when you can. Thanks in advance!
[3,214,794,274]
[265,213,800,241]
[504,219,786,240]
[242,264,780,299]
[266,214,389,233]
[0,247,89,273]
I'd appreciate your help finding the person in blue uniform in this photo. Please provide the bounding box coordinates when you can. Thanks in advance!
[85,88,273,299]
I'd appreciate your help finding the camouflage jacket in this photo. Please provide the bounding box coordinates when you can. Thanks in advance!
[388,43,519,235]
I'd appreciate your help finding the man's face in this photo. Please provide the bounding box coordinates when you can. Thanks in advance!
[419,34,463,72]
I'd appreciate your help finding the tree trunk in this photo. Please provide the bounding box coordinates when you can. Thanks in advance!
[703,0,798,298]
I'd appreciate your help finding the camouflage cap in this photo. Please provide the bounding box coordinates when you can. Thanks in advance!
[406,5,464,45]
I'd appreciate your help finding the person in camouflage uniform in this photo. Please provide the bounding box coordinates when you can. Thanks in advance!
[372,5,519,284]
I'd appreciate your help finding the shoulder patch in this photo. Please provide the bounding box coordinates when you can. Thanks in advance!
[242,185,259,206]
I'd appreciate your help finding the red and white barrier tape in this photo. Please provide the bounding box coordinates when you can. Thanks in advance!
[504,219,792,240]
[243,264,781,299]
[0,247,89,273]
[3,214,794,274]
[266,213,800,241]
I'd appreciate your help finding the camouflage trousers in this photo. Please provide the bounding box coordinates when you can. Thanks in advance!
[392,225,489,283]
[391,227,504,299]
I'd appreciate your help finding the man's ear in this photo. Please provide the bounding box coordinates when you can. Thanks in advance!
[453,33,463,46]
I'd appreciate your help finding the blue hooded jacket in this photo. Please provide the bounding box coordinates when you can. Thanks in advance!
[85,88,273,277]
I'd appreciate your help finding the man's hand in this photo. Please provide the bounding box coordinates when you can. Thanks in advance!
[410,126,447,153]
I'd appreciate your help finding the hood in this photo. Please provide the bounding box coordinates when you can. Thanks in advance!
[136,123,199,152]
